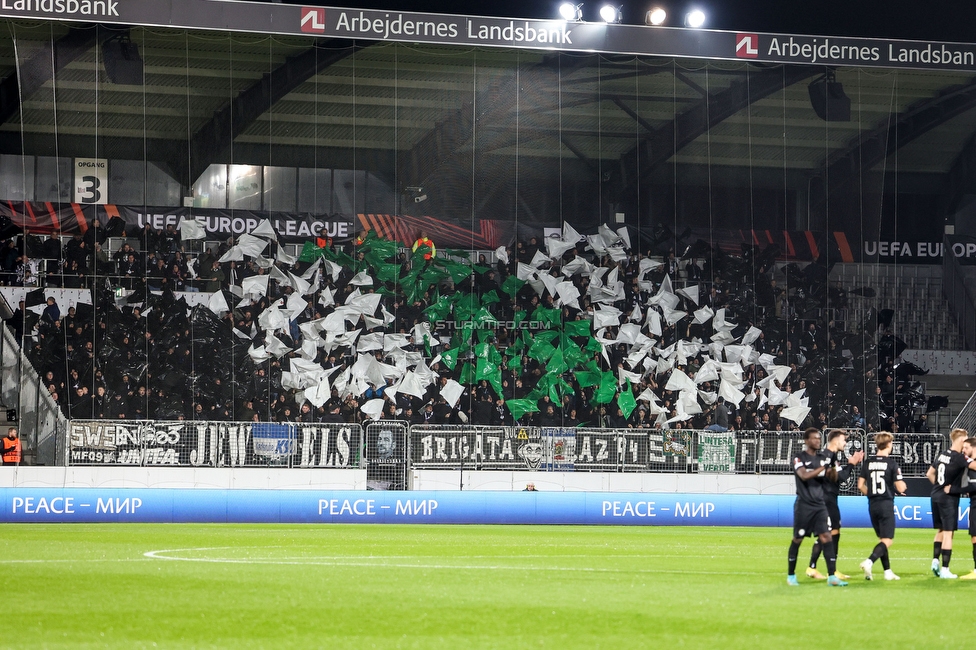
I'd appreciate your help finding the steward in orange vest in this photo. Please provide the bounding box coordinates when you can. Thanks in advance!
[2,428,21,465]
[412,233,436,260]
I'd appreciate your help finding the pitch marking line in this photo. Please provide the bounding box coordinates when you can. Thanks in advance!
[144,547,755,573]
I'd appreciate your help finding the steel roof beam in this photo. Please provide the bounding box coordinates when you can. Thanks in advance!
[814,75,976,212]
[0,26,118,127]
[616,65,821,198]
[185,38,364,185]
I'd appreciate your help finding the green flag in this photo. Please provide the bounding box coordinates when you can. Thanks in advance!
[476,357,503,396]
[500,275,525,296]
[593,372,617,404]
[440,347,460,370]
[373,262,401,284]
[563,319,590,337]
[424,295,454,322]
[546,346,568,375]
[527,338,556,363]
[531,306,561,327]
[505,398,539,423]
[458,362,476,385]
[575,371,602,388]
[298,241,327,263]
[618,379,637,419]
[440,259,474,284]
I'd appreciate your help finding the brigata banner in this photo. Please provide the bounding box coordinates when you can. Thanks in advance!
[2,0,976,72]
[410,425,540,470]
[0,488,951,528]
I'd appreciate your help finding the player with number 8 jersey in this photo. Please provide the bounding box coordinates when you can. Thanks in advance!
[926,428,976,579]
[857,432,906,581]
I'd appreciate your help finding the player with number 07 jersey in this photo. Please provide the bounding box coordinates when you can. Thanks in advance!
[857,432,906,581]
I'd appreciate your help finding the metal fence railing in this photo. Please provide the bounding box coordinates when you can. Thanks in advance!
[2,322,66,466]
[65,422,946,492]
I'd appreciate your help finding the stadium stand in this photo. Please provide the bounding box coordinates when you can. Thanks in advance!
[0,221,952,435]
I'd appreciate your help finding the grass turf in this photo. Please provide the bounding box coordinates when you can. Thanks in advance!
[1,524,974,648]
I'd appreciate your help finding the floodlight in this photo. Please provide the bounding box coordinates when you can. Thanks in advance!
[600,4,621,22]
[685,9,705,27]
[645,7,667,25]
[559,3,583,21]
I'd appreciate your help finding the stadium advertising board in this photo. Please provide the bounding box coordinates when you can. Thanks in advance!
[1,201,966,264]
[2,1,976,72]
[0,488,950,528]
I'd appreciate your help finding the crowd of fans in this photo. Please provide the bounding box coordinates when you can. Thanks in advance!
[0,217,942,434]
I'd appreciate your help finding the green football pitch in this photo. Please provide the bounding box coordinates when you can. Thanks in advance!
[3,524,975,648]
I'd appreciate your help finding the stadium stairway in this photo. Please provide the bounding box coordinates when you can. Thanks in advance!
[829,263,965,352]
[828,263,976,431]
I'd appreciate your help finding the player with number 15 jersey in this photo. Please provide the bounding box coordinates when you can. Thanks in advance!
[858,432,906,581]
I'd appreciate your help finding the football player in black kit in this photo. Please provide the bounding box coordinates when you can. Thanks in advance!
[943,437,976,580]
[806,429,864,580]
[926,428,976,579]
[857,432,907,581]
[788,428,846,586]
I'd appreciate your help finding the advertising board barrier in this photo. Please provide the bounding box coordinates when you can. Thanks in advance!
[0,488,951,528]
[67,420,363,469]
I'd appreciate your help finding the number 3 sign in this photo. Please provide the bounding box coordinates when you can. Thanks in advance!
[74,158,108,204]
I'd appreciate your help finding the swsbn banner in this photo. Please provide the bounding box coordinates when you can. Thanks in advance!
[67,420,362,468]
[0,488,949,528]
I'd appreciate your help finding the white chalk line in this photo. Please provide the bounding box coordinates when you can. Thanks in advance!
[140,547,948,575]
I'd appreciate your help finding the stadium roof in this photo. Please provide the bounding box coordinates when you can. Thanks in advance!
[1,3,976,214]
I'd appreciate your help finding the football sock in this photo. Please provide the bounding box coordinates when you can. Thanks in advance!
[934,541,942,559]
[809,542,822,569]
[822,540,837,576]
[943,549,953,568]
[880,548,891,572]
[869,542,886,563]
[788,540,801,575]
[971,544,976,570]
[832,532,840,558]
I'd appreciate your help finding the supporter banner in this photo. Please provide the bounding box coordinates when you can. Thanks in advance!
[67,420,362,468]
[364,421,408,490]
[573,428,620,471]
[698,432,735,473]
[866,432,944,478]
[542,428,576,471]
[0,488,949,528]
[295,423,362,468]
[2,0,976,72]
[410,425,539,470]
[251,423,295,460]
